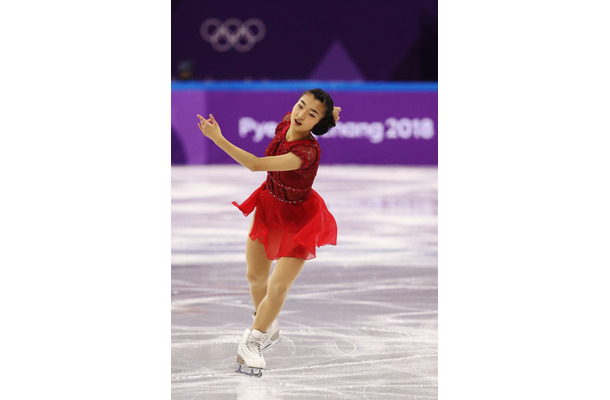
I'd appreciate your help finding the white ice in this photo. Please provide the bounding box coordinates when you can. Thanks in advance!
[172,165,438,399]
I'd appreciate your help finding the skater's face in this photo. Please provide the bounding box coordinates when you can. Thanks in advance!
[290,93,327,134]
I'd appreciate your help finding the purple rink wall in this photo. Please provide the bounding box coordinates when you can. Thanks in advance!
[171,82,438,166]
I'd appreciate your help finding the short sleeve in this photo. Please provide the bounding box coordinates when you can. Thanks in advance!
[290,143,319,170]
[275,112,292,135]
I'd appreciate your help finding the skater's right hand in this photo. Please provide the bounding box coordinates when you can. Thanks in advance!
[197,114,223,142]
[332,107,341,123]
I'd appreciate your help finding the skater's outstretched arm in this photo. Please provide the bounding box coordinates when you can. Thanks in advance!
[197,114,303,172]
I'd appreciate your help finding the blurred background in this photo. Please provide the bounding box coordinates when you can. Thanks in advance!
[171,0,438,166]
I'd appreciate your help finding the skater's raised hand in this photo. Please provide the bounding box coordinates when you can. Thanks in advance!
[197,114,223,142]
[332,106,341,123]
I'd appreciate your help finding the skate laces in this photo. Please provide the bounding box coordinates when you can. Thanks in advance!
[251,336,264,357]
[244,332,265,358]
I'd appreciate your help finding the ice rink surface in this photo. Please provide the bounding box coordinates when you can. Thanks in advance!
[172,165,438,399]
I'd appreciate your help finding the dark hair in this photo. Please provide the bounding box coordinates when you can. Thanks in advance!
[302,88,336,136]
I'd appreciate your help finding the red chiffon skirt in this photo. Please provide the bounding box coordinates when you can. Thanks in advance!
[232,182,337,260]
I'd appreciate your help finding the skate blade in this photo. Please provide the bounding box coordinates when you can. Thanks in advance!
[236,355,263,377]
[236,363,263,377]
[262,335,282,351]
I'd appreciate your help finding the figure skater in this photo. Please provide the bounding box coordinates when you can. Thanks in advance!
[197,88,340,377]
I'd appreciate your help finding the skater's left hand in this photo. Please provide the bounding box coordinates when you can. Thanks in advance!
[333,106,341,123]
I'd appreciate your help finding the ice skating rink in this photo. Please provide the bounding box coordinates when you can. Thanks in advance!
[171,165,438,399]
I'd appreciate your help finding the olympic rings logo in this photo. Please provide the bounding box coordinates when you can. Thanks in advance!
[200,18,266,52]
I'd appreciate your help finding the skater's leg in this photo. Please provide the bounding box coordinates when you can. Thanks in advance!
[252,257,305,332]
[245,212,273,310]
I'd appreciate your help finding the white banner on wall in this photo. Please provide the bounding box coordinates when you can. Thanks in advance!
[238,117,435,144]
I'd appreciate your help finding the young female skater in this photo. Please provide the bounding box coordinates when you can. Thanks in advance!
[197,88,340,376]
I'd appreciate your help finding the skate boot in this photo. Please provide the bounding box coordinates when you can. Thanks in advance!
[252,312,281,350]
[236,329,266,377]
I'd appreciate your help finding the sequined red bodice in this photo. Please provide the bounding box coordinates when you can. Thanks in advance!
[265,113,321,204]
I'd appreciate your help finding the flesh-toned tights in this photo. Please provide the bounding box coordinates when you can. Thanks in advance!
[245,212,305,332]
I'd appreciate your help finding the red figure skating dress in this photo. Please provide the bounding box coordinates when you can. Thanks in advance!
[232,113,337,260]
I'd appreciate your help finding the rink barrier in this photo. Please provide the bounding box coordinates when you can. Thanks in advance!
[171,81,437,165]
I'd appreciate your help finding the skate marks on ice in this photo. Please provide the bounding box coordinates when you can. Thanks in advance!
[173,326,436,399]
[172,309,437,399]
[172,166,437,399]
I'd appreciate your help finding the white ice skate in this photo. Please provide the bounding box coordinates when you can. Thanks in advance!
[252,312,281,350]
[236,329,266,377]
[263,319,281,350]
